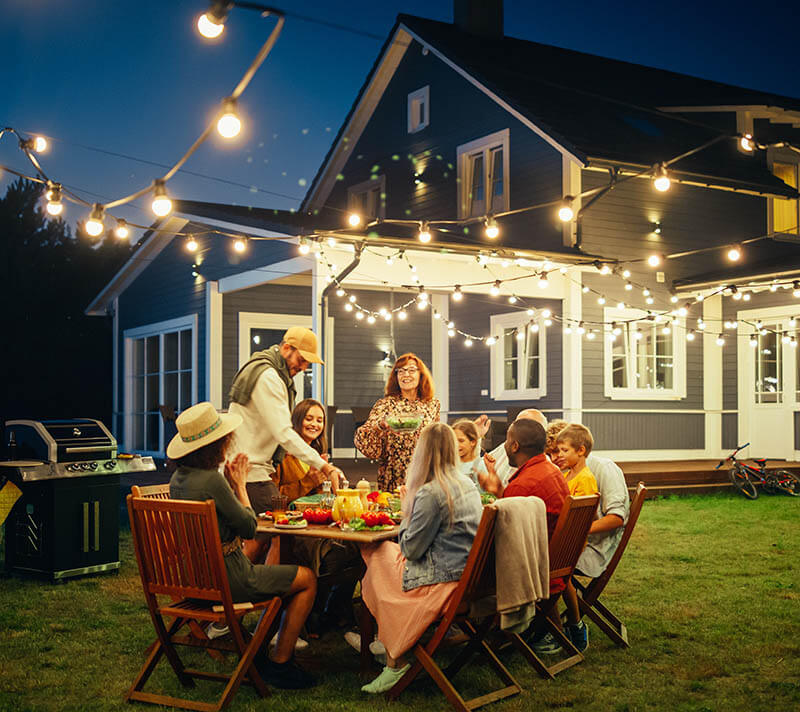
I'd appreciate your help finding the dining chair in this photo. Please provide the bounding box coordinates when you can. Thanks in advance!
[130,483,171,499]
[573,482,647,647]
[126,495,282,711]
[505,493,600,679]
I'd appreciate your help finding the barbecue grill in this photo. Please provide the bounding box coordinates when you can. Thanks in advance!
[2,418,156,581]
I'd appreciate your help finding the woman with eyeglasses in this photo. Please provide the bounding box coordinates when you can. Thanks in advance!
[354,353,440,491]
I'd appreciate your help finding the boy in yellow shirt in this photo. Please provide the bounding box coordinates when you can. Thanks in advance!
[555,423,598,652]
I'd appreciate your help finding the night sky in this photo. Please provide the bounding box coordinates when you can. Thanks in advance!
[3,0,798,240]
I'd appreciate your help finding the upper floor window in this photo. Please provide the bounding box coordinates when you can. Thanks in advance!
[489,310,546,401]
[407,86,429,133]
[772,161,799,237]
[603,307,686,400]
[457,129,509,219]
[348,175,385,222]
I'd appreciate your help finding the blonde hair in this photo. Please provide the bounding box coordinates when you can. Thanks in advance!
[404,422,461,526]
[452,419,481,462]
[545,419,568,456]
[556,423,594,456]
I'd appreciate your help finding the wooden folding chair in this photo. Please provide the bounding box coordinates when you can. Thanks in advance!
[375,504,522,712]
[130,483,171,499]
[126,495,282,711]
[573,482,647,647]
[505,494,600,679]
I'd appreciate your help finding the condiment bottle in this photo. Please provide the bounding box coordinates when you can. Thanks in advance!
[356,478,370,508]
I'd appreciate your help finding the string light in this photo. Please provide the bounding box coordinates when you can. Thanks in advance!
[686,330,696,341]
[233,236,247,253]
[84,204,105,237]
[484,217,499,239]
[486,336,497,346]
[327,236,337,248]
[597,296,606,305]
[355,310,364,320]
[622,269,631,279]
[114,218,129,240]
[538,273,549,289]
[625,281,633,291]
[586,329,597,340]
[347,212,362,227]
[385,254,394,266]
[197,3,227,38]
[298,237,311,255]
[452,285,463,301]
[558,196,574,222]
[151,179,172,217]
[653,163,671,192]
[793,281,800,298]
[727,244,742,262]
[740,133,755,152]
[398,310,407,320]
[417,221,432,243]
[716,335,726,347]
[508,295,518,304]
[45,183,63,216]
[464,338,473,347]
[185,236,198,252]
[490,280,501,296]
[344,302,353,312]
[367,315,376,324]
[647,253,662,267]
[598,263,612,276]
[749,335,758,347]
[335,287,345,297]
[216,97,241,139]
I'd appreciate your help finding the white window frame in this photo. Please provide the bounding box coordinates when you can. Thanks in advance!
[489,310,547,401]
[603,307,686,400]
[768,148,800,239]
[407,85,429,133]
[123,314,198,456]
[456,129,510,219]
[238,312,313,400]
[347,175,386,221]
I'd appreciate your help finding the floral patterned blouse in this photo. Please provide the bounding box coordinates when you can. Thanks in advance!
[354,395,441,491]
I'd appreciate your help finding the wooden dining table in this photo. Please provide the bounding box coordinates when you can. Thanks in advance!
[256,518,398,675]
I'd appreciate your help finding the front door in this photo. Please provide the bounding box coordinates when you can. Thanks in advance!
[738,312,797,460]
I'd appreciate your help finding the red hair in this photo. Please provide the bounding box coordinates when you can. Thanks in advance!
[385,353,435,401]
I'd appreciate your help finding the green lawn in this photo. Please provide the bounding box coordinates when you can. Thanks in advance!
[1,493,798,712]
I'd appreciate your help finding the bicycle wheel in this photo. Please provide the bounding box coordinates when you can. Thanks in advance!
[730,466,758,499]
[767,471,800,497]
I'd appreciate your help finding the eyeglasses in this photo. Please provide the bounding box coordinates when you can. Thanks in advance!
[396,366,419,375]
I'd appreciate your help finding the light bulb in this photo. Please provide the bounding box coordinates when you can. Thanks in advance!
[355,311,364,320]
[686,330,695,341]
[33,136,48,153]
[542,309,551,318]
[670,294,679,303]
[197,11,225,38]
[564,325,572,335]
[538,274,549,289]
[386,255,394,266]
[484,217,499,239]
[336,287,345,298]
[793,281,800,298]
[622,269,631,279]
[646,296,654,305]
[749,336,758,347]
[151,180,172,217]
[647,254,661,267]
[233,237,247,253]
[558,196,574,222]
[597,296,606,305]
[398,310,407,320]
[490,280,501,296]
[216,98,241,139]
[114,219,129,240]
[617,301,625,310]
[598,263,611,275]
[464,338,473,347]
[716,336,725,347]
[740,134,754,152]
[727,245,742,262]
[486,336,496,346]
[327,236,337,248]
[298,237,310,255]
[582,285,589,293]
[347,212,362,227]
[186,237,198,252]
[516,329,524,341]
[452,286,463,301]
[84,204,105,237]
[448,328,455,337]
[508,295,517,304]
[367,315,376,324]
[348,295,356,303]
[46,183,63,216]
[653,163,671,192]
[344,303,353,312]
[625,281,633,291]
[577,322,586,335]
[612,322,622,335]
[586,330,596,340]
[418,222,431,243]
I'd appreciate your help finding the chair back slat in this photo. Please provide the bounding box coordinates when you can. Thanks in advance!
[548,494,600,580]
[130,483,171,499]
[583,482,647,603]
[127,496,231,603]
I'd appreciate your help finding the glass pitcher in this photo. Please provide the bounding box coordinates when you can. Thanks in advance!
[332,489,364,524]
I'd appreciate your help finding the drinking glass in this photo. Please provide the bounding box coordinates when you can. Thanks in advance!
[271,494,288,520]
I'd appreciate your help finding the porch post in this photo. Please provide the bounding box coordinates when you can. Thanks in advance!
[703,294,723,456]
[205,280,223,408]
[431,294,449,421]
[311,258,324,403]
[562,268,582,423]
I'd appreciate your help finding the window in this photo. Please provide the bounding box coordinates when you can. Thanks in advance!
[348,175,385,222]
[771,161,799,236]
[124,315,197,454]
[407,86,429,133]
[754,324,782,404]
[603,307,686,400]
[489,310,546,401]
[457,130,509,219]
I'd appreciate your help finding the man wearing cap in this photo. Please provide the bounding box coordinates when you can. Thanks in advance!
[229,327,344,564]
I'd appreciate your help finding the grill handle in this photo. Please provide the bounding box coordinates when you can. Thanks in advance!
[66,446,111,454]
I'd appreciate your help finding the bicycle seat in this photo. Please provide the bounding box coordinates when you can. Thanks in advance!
[752,458,768,466]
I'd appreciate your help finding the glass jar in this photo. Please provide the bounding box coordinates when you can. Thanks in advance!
[332,489,364,524]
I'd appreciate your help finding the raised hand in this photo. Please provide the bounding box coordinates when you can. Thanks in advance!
[473,414,491,438]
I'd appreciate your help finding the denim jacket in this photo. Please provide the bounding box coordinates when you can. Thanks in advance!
[398,473,482,591]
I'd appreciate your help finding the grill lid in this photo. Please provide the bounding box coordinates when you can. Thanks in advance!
[5,419,117,462]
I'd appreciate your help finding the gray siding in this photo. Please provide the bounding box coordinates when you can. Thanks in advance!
[323,37,565,254]
[221,283,313,407]
[448,295,563,414]
[722,413,738,450]
[583,412,704,450]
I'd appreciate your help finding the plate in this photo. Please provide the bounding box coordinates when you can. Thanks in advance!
[274,519,308,529]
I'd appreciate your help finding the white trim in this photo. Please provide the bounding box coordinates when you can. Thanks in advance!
[218,256,313,294]
[112,297,119,438]
[703,295,723,456]
[124,315,198,340]
[603,306,687,400]
[562,270,582,422]
[431,294,449,417]
[407,85,430,133]
[205,281,223,408]
[489,311,547,401]
[456,129,510,219]
[237,312,313,400]
[562,157,581,247]
[312,258,323,403]
[401,24,584,166]
[323,315,335,405]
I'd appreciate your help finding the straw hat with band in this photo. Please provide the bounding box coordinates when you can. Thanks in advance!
[283,326,324,365]
[166,401,242,460]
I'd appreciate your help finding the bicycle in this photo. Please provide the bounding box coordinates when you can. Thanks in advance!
[715,443,800,499]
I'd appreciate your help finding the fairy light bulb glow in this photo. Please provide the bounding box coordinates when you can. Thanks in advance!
[622,269,631,279]
[486,336,496,346]
[336,287,345,298]
[686,330,695,341]
[197,12,225,38]
[347,212,362,227]
[598,263,611,275]
[653,163,671,192]
[398,310,407,320]
[740,133,754,152]
[355,310,364,320]
[233,237,247,253]
[558,196,574,222]
[114,219,129,240]
[793,281,800,298]
[727,244,742,262]
[625,281,633,291]
[46,184,63,216]
[216,98,241,138]
[185,236,199,252]
[33,136,48,153]
[298,237,310,255]
[647,253,662,267]
[464,338,473,347]
[538,273,549,289]
[490,280,501,296]
[367,315,376,324]
[151,180,172,217]
[417,222,431,243]
[484,217,499,239]
[84,204,105,237]
[452,285,463,301]
[716,335,725,347]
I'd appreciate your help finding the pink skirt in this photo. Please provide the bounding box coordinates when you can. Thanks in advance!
[361,541,459,660]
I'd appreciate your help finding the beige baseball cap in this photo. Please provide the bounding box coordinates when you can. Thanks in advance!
[283,326,324,364]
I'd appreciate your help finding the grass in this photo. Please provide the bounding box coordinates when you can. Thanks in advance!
[1,493,799,711]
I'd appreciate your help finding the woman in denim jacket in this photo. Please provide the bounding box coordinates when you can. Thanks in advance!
[358,422,482,694]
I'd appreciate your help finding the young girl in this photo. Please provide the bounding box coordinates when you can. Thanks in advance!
[274,399,338,501]
[358,423,483,694]
[452,419,488,486]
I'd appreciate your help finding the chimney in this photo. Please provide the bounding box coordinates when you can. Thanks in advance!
[454,0,504,38]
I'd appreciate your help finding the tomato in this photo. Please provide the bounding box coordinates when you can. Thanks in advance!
[377,512,393,526]
[366,491,380,502]
[319,509,333,524]
[302,508,316,522]
[362,512,379,527]
[276,518,289,525]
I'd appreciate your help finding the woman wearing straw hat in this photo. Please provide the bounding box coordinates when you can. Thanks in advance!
[168,401,317,689]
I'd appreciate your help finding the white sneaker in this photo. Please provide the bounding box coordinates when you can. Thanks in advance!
[270,633,309,652]
[344,632,386,662]
[344,630,362,652]
[206,623,230,640]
